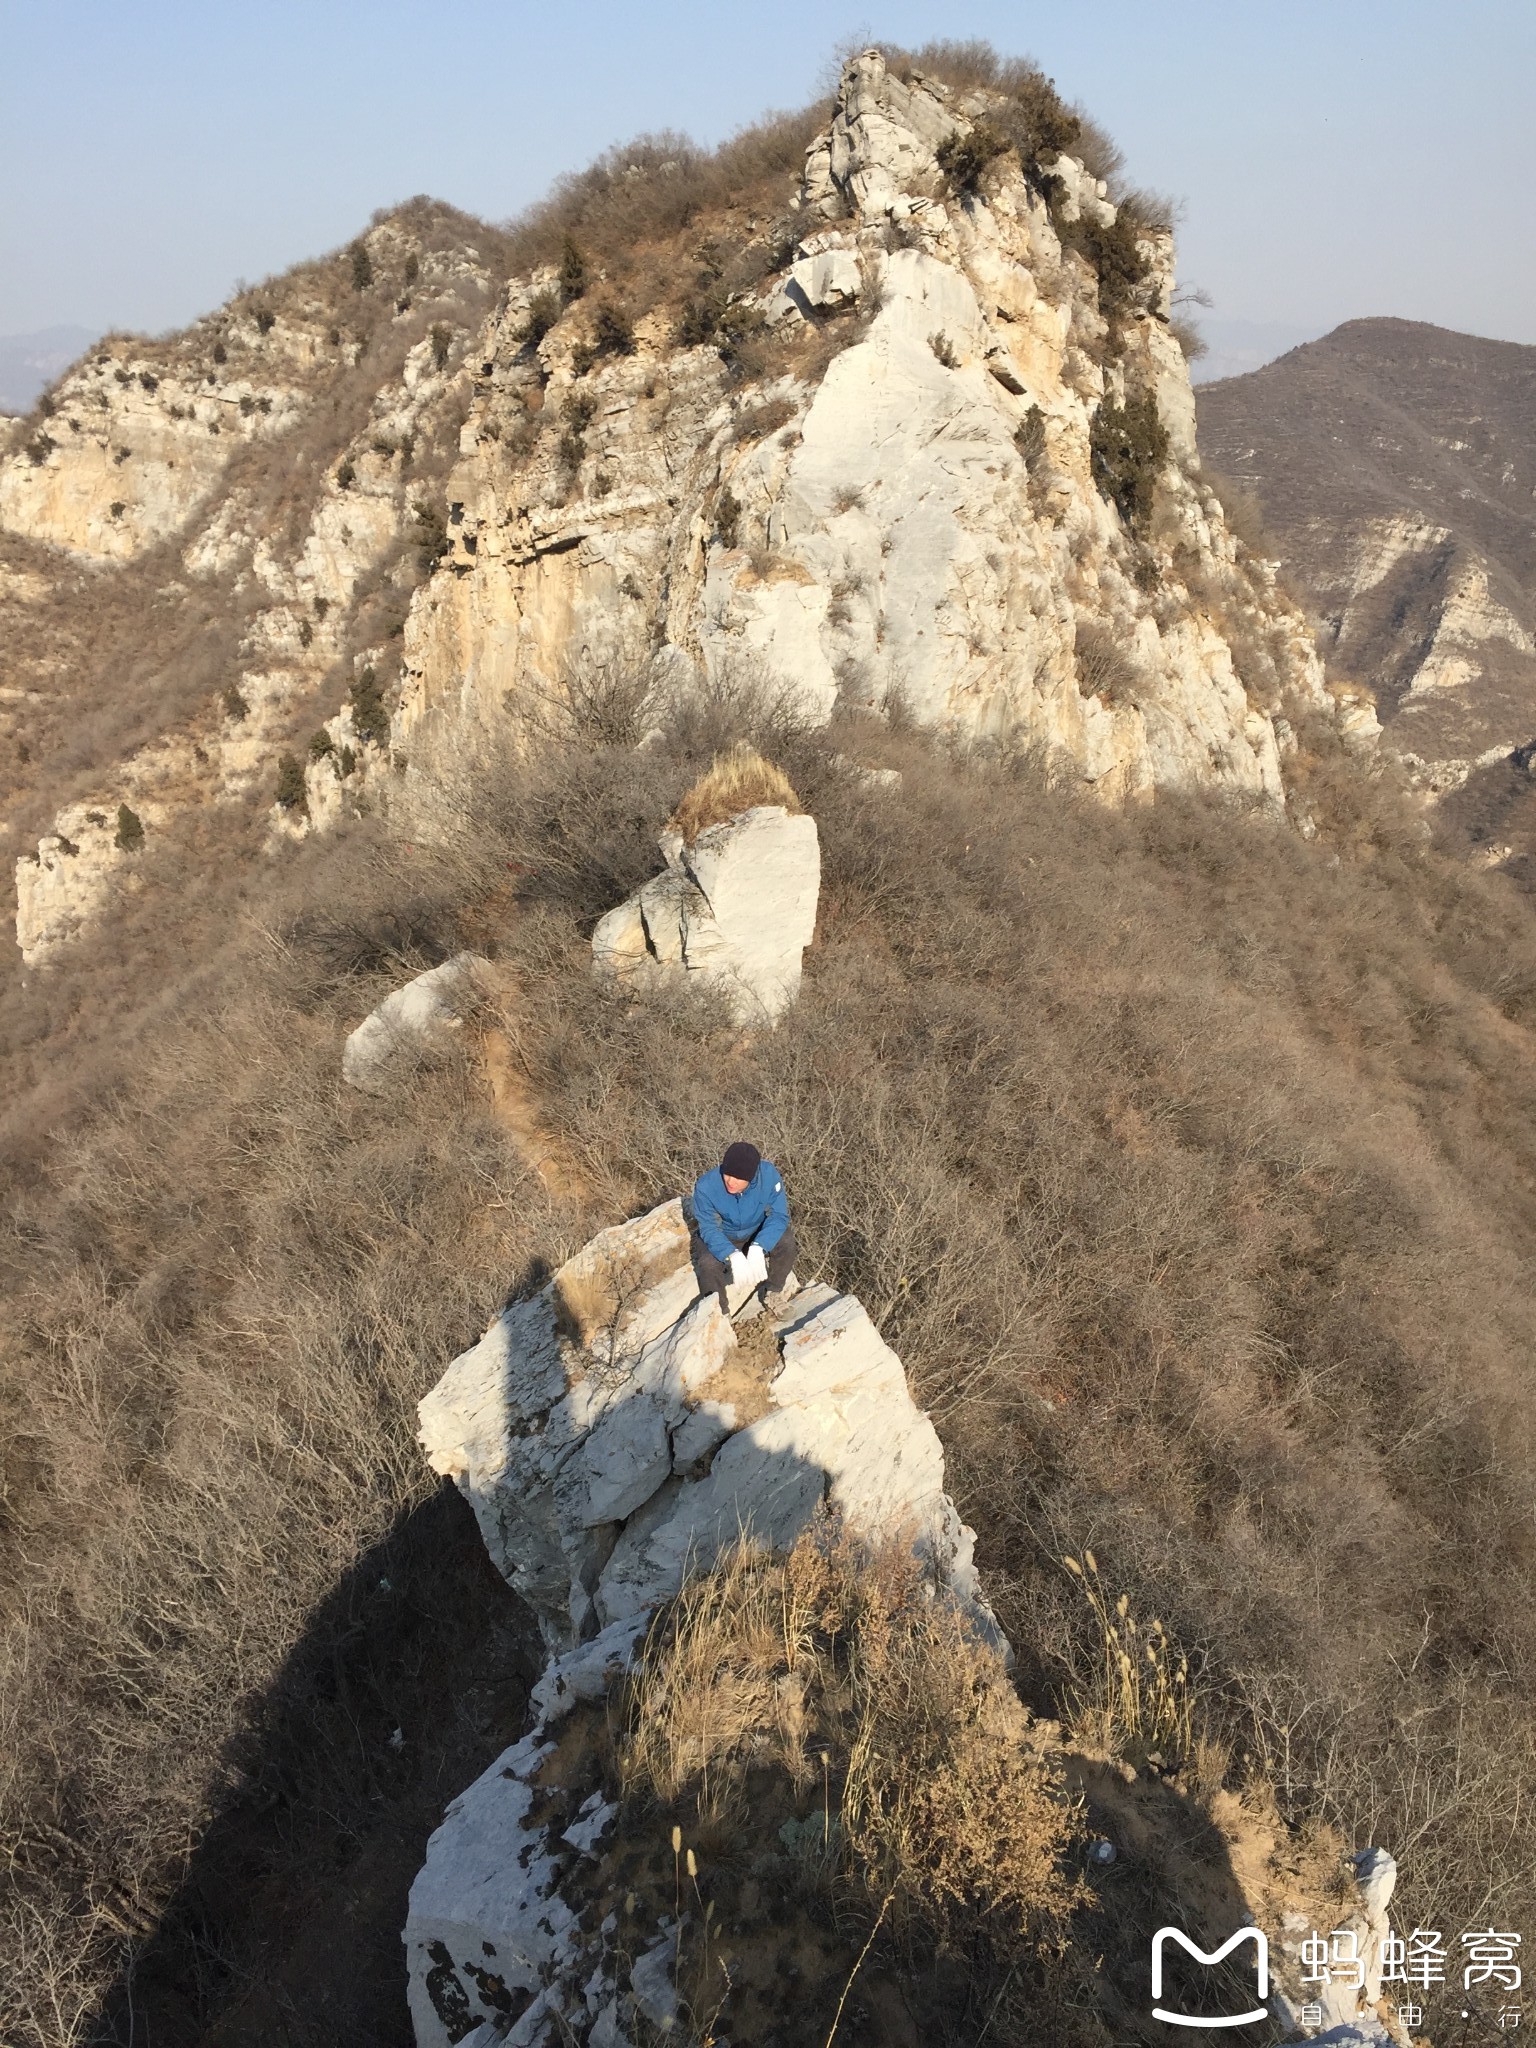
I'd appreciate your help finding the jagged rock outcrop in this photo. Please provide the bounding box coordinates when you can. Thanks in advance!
[417,1197,989,1650]
[392,47,1328,826]
[342,952,487,1092]
[407,1198,1411,2048]
[407,1196,996,2044]
[9,50,1341,967]
[15,799,157,965]
[591,805,819,1023]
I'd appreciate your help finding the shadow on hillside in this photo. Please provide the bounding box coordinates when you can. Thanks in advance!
[1062,1757,1286,2045]
[89,1482,543,2048]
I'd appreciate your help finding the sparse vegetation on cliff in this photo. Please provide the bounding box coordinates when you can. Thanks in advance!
[1090,390,1169,532]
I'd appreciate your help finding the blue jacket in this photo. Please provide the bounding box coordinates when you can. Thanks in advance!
[692,1161,789,1264]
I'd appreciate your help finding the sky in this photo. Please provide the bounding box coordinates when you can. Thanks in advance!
[2,0,1533,359]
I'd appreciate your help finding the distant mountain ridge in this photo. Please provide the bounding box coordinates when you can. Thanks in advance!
[0,326,98,414]
[1197,318,1536,863]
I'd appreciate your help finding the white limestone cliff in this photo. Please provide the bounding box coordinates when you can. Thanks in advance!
[5,213,497,962]
[9,49,1336,968]
[393,48,1327,820]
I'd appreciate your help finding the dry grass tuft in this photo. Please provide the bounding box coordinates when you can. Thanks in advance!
[1061,1551,1195,1768]
[623,1522,1083,1963]
[668,741,801,844]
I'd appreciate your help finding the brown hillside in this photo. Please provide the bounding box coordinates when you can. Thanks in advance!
[1197,318,1536,865]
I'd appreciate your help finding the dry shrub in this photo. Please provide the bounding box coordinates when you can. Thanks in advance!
[668,740,801,842]
[0,826,552,2046]
[524,651,669,749]
[477,717,1536,1948]
[9,679,1536,2035]
[1204,468,1275,557]
[624,1523,1082,1964]
[882,39,1125,188]
[1073,618,1140,706]
[500,107,820,322]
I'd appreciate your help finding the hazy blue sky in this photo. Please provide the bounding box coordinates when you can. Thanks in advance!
[3,0,1532,349]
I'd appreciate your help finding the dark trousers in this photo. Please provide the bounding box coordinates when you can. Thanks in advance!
[690,1224,798,1312]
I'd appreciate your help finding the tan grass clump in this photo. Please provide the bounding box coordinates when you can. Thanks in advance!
[668,742,800,844]
[1062,1550,1195,1768]
[622,1522,1083,1961]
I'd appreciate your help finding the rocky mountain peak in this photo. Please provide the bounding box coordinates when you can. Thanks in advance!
[3,49,1352,969]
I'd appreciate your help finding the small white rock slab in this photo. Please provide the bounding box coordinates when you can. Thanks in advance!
[342,953,486,1093]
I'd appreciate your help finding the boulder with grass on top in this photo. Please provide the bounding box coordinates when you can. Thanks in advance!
[591,744,819,1025]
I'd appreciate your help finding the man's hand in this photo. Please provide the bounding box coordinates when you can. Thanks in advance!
[744,1243,769,1285]
[728,1250,752,1288]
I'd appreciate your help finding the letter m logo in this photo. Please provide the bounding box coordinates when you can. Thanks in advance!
[1151,1925,1270,2028]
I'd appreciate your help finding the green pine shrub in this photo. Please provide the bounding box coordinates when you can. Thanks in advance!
[349,666,392,745]
[1089,391,1169,533]
[274,753,306,811]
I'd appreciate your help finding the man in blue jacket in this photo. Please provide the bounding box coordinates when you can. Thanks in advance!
[690,1140,799,1315]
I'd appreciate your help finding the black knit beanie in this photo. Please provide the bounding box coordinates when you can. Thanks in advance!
[720,1141,761,1181]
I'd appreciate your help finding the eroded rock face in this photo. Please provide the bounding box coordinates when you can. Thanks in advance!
[407,1196,996,2044]
[591,806,820,1024]
[341,953,487,1093]
[407,1197,1406,2048]
[14,801,158,966]
[5,213,498,961]
[10,53,1339,970]
[394,48,1328,820]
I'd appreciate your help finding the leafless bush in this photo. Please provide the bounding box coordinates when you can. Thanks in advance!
[1171,315,1208,362]
[1204,468,1276,557]
[525,650,670,748]
[500,106,823,302]
[1073,617,1140,705]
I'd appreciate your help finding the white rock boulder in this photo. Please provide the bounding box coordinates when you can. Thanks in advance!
[591,805,819,1026]
[341,952,487,1093]
[1270,1847,1400,2040]
[417,1197,989,1653]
